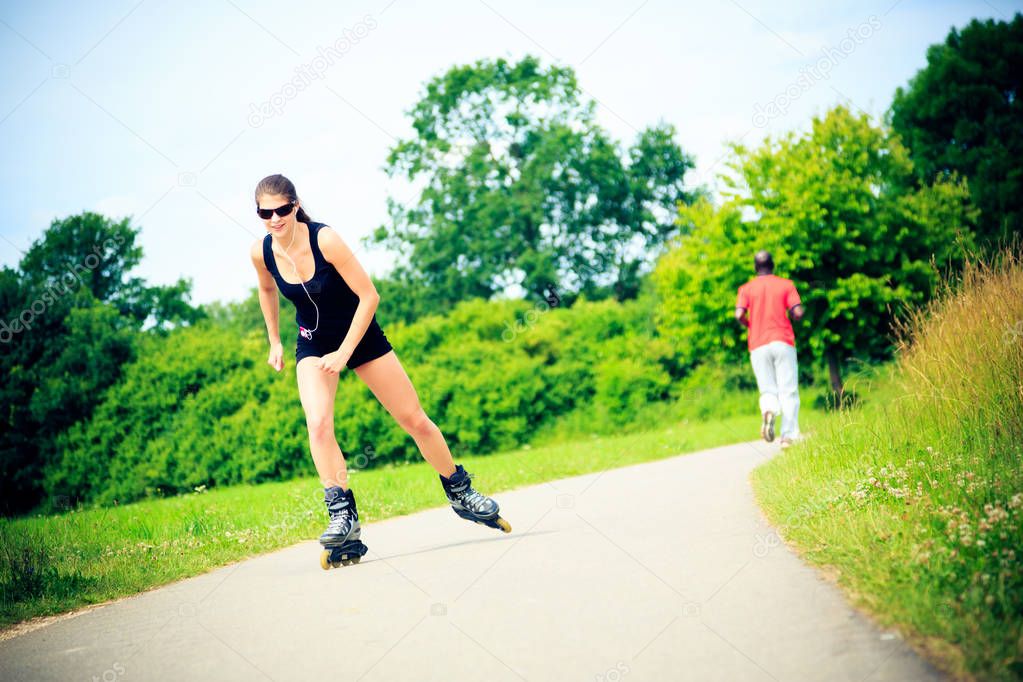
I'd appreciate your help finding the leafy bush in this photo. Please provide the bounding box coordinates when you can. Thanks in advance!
[43,294,684,508]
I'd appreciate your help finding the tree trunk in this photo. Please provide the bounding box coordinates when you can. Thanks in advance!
[826,349,844,399]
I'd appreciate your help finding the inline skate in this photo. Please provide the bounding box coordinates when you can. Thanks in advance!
[318,485,368,570]
[439,464,511,533]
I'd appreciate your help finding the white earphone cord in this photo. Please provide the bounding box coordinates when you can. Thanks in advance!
[278,223,319,334]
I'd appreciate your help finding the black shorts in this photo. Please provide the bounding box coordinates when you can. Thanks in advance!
[295,320,393,370]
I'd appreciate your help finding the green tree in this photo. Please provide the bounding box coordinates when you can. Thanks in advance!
[374,55,698,316]
[0,266,39,513]
[652,198,750,371]
[890,13,1023,248]
[654,106,976,393]
[18,212,203,330]
[0,212,204,515]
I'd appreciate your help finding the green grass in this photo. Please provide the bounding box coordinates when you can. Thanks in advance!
[752,254,1023,681]
[2,400,822,631]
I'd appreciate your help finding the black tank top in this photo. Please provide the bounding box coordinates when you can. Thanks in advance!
[262,221,375,339]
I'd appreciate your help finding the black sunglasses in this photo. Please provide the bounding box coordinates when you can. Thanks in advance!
[257,202,295,220]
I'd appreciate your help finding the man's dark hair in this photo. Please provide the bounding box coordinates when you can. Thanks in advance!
[754,250,774,274]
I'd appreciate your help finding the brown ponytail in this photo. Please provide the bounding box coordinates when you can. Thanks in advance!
[254,174,313,223]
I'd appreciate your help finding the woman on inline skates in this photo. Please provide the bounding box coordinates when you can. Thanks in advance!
[248,174,510,570]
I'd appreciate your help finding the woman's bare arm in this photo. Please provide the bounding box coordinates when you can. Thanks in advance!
[250,240,282,346]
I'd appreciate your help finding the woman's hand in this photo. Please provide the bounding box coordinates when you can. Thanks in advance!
[316,348,352,375]
[268,342,284,372]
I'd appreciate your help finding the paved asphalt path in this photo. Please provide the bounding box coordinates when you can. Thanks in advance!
[0,440,945,681]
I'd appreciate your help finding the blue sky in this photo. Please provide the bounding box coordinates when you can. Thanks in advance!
[1,0,1018,306]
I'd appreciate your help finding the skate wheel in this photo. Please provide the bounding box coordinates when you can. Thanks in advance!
[321,543,367,570]
[496,517,512,533]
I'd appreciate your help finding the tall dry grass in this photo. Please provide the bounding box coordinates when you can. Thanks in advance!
[894,251,1023,455]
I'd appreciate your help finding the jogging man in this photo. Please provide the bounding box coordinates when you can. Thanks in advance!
[734,251,805,447]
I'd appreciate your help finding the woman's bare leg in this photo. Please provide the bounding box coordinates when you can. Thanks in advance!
[352,350,457,477]
[296,355,349,489]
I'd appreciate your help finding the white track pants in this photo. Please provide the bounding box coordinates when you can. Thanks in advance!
[749,341,800,439]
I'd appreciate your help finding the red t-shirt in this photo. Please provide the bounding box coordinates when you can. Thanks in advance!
[736,275,801,351]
